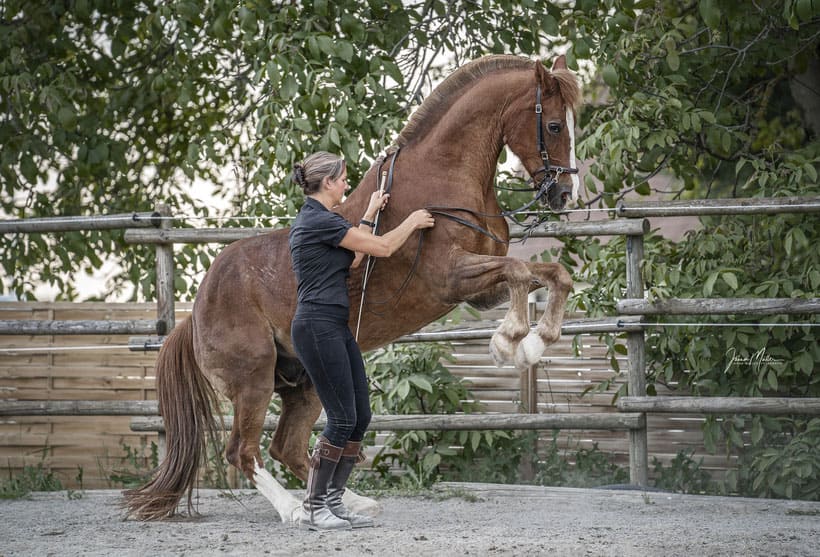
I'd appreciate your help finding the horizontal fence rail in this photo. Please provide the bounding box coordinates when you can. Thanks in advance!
[617,298,820,316]
[0,319,161,335]
[618,397,820,415]
[0,401,643,429]
[0,212,160,233]
[127,316,647,351]
[130,412,645,433]
[0,400,160,416]
[124,218,651,245]
[616,195,820,217]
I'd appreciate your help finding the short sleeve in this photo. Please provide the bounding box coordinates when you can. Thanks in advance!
[312,210,353,247]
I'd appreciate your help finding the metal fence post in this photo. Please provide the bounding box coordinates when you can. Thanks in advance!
[626,231,648,486]
[155,203,175,334]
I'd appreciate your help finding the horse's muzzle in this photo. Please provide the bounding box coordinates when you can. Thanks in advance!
[543,179,573,212]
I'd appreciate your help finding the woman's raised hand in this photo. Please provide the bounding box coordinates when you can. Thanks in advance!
[366,191,390,217]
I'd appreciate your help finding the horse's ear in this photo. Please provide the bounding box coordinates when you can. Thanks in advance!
[535,59,549,81]
[551,55,568,71]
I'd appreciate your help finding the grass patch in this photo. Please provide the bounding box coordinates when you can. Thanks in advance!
[1,463,64,500]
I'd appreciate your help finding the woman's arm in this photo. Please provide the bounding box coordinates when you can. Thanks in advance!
[342,209,435,262]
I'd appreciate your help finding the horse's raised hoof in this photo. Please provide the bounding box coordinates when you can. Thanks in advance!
[514,331,546,370]
[489,332,517,366]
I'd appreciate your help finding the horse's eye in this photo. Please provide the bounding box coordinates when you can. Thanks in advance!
[548,122,562,134]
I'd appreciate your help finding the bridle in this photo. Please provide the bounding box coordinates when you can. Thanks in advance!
[527,84,579,207]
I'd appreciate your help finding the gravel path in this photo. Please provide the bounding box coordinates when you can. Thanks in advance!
[1,483,819,556]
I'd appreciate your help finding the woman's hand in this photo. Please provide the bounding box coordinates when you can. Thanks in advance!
[364,191,390,220]
[408,209,435,230]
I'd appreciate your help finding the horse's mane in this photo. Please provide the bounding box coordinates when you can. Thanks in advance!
[392,55,580,149]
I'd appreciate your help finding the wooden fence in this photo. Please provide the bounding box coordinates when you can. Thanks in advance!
[2,196,819,489]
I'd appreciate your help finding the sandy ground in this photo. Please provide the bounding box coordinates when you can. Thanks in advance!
[1,482,819,557]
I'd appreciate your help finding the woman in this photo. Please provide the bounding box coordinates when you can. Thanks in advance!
[288,151,434,531]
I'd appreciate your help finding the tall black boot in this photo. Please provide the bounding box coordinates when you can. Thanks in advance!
[300,436,351,531]
[326,441,375,528]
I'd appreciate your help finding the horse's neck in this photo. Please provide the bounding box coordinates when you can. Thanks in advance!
[341,70,529,215]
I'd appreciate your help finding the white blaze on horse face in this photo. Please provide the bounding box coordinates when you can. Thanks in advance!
[566,107,579,200]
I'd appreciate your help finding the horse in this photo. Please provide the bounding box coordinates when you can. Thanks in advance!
[124,54,581,522]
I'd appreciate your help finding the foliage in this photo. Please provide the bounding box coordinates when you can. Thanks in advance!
[0,462,63,499]
[571,0,820,204]
[107,440,160,488]
[1,0,575,300]
[652,450,715,494]
[533,431,628,488]
[560,1,820,499]
[730,417,820,500]
[365,342,523,487]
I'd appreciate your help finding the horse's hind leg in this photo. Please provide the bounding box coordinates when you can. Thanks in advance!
[222,363,302,523]
[268,378,322,482]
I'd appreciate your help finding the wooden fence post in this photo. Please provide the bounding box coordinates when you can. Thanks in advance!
[155,203,175,334]
[626,231,648,486]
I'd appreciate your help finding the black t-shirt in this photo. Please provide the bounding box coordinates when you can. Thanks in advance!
[288,197,354,309]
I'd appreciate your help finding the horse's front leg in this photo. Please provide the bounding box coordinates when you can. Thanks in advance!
[515,261,573,369]
[444,249,533,367]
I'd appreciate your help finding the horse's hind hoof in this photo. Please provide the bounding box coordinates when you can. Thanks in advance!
[342,489,381,517]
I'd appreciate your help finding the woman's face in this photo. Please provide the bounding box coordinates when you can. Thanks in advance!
[326,166,350,203]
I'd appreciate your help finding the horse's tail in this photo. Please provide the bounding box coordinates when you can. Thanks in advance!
[123,317,222,520]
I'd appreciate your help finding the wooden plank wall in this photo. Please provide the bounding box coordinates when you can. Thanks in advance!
[0,302,169,488]
[0,302,728,489]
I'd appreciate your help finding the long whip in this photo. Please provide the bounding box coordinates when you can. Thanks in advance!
[354,170,387,341]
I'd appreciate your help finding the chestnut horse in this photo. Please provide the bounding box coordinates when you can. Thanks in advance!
[124,54,581,521]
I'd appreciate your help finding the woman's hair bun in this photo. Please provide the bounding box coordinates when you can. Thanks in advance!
[292,163,307,190]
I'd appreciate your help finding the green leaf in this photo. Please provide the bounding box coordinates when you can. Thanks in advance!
[335,104,349,126]
[703,271,718,297]
[186,142,199,164]
[721,272,738,290]
[796,352,814,375]
[766,369,778,391]
[281,75,297,99]
[409,375,433,393]
[796,0,813,21]
[602,64,619,88]
[751,419,763,444]
[397,379,410,399]
[293,118,312,132]
[336,41,354,63]
[666,50,680,71]
[699,0,721,28]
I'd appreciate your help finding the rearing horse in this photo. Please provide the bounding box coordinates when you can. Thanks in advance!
[125,54,581,521]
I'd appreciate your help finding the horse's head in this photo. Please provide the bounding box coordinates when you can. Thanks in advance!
[504,56,581,213]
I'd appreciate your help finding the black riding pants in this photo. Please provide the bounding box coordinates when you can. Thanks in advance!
[291,304,372,448]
